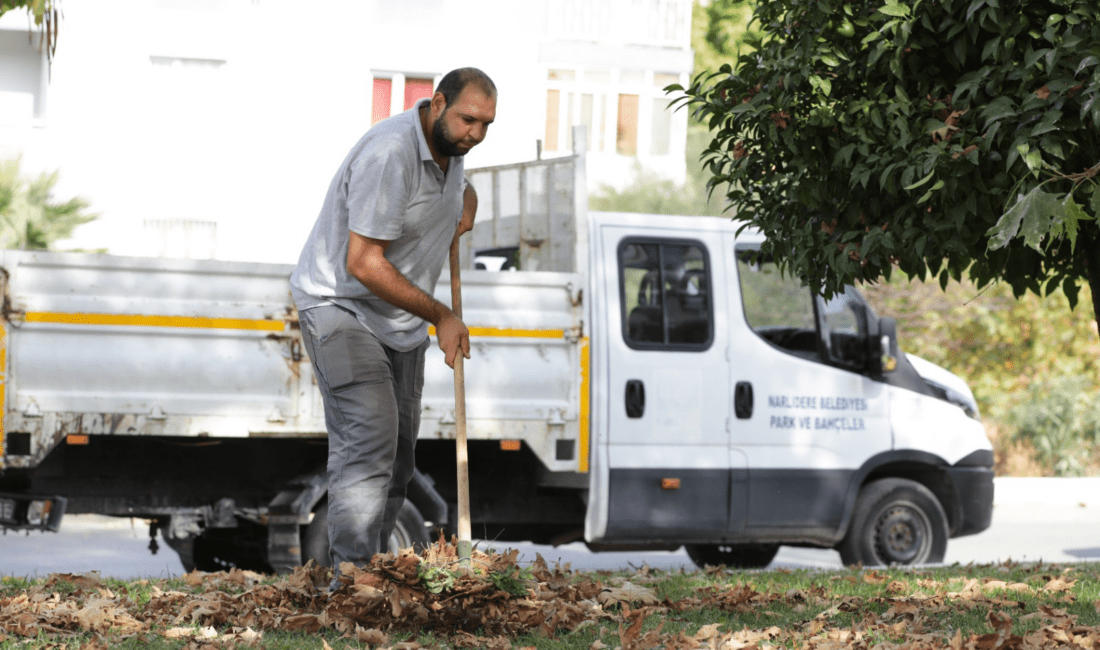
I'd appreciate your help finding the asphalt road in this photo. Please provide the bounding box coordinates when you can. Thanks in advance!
[1,498,1097,580]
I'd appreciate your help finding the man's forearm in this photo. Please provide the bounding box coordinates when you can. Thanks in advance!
[349,252,453,326]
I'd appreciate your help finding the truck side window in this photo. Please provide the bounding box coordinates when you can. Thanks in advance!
[620,240,712,350]
[736,248,819,359]
[820,291,868,369]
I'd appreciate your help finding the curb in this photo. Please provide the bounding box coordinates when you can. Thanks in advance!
[994,477,1100,506]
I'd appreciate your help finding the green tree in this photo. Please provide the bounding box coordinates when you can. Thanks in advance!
[0,159,95,250]
[675,0,1100,333]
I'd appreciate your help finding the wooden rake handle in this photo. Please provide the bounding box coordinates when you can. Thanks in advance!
[449,234,473,562]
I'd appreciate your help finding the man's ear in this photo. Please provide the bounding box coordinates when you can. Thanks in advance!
[430,91,447,117]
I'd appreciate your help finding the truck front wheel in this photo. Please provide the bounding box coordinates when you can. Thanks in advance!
[685,543,779,569]
[302,497,431,567]
[838,478,948,566]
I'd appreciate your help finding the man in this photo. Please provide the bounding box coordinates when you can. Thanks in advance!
[290,68,497,577]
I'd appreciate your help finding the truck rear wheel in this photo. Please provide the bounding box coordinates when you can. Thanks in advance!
[302,497,430,567]
[162,518,273,573]
[685,543,779,569]
[838,478,948,566]
[192,521,271,573]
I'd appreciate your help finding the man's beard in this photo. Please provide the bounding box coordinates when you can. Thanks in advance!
[432,111,471,158]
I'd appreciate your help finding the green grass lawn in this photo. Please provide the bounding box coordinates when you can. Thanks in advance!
[1,542,1097,649]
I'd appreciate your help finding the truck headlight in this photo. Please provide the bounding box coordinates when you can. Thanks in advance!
[943,386,981,420]
[924,378,981,420]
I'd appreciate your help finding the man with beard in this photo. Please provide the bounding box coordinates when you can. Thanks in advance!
[290,68,496,581]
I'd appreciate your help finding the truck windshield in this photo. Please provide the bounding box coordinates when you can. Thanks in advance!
[736,249,818,359]
[736,246,869,368]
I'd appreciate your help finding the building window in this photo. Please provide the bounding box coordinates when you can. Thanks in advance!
[403,77,433,110]
[650,98,671,155]
[544,68,679,157]
[580,93,594,151]
[370,73,437,125]
[649,72,679,155]
[616,94,639,155]
[545,89,560,151]
[371,78,392,125]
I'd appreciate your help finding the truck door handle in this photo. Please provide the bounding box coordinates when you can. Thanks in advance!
[734,381,753,419]
[625,380,645,418]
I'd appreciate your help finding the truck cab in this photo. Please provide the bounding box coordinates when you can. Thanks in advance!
[584,211,994,566]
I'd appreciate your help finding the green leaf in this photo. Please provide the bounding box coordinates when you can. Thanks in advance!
[834,144,857,167]
[980,96,1018,123]
[419,565,458,594]
[878,1,911,17]
[809,75,833,96]
[1023,149,1044,176]
[1077,55,1100,74]
[1062,195,1092,251]
[904,169,935,191]
[918,180,944,204]
[1024,47,1052,70]
[986,186,1064,251]
[966,0,987,21]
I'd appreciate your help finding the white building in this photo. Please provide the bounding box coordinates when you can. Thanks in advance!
[0,0,693,263]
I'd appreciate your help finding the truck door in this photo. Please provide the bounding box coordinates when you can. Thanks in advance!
[723,236,891,539]
[586,224,747,543]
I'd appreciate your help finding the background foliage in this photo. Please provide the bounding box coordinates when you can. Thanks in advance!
[0,159,95,250]
[862,276,1100,476]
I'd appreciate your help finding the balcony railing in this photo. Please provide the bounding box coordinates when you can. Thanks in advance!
[546,0,692,49]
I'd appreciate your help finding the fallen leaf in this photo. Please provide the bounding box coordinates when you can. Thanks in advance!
[597,581,660,607]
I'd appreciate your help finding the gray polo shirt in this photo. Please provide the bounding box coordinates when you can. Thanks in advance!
[290,99,465,351]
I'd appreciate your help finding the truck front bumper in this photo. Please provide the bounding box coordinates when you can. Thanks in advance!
[946,464,994,538]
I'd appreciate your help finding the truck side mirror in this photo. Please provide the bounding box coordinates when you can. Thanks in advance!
[877,317,898,374]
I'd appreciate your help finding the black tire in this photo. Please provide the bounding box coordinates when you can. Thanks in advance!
[161,530,197,573]
[161,518,273,573]
[837,478,948,567]
[302,497,431,567]
[685,543,780,569]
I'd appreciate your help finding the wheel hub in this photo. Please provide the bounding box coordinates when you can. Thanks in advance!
[875,505,927,564]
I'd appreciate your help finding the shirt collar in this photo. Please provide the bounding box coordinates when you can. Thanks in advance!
[412,98,435,163]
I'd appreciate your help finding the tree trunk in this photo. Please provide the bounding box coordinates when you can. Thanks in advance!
[1082,227,1100,340]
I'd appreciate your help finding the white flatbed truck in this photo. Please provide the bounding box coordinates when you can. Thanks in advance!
[0,139,993,570]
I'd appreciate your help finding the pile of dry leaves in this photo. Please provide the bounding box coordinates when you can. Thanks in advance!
[0,538,624,648]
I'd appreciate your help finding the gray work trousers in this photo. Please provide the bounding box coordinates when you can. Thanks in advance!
[297,304,427,571]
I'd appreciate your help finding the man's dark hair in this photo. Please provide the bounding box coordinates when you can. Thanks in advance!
[436,68,497,106]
